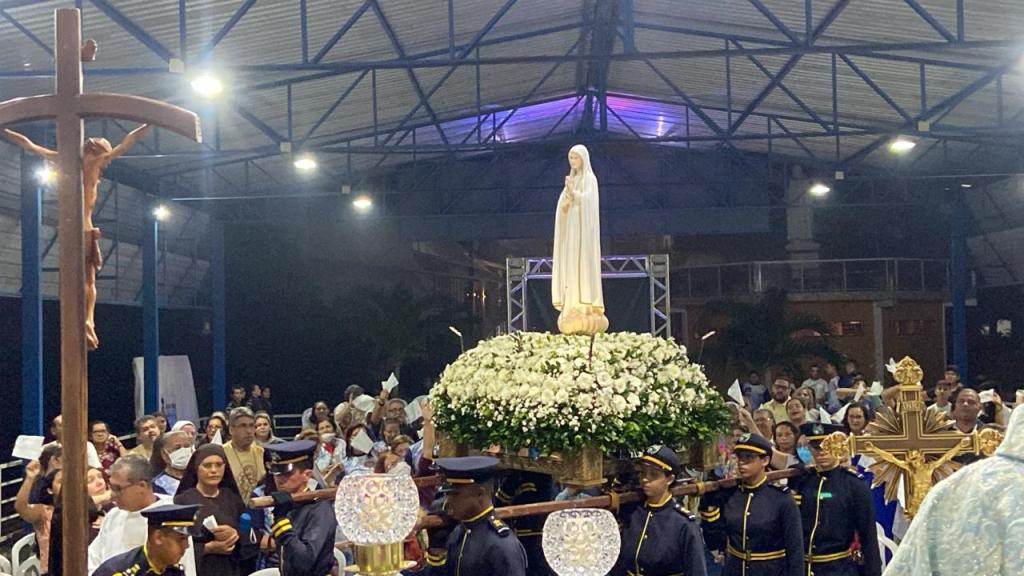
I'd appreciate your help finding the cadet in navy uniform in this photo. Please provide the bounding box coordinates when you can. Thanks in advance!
[496,470,556,576]
[93,504,198,576]
[699,433,803,576]
[792,423,880,576]
[611,446,708,576]
[265,440,337,576]
[425,456,528,576]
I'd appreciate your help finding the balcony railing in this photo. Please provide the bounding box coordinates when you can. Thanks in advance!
[673,258,964,300]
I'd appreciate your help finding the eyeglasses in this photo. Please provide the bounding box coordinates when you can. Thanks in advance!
[109,481,135,494]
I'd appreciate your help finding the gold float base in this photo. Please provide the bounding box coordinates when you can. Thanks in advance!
[344,542,415,576]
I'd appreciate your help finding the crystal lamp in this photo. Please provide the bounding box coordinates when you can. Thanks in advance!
[542,508,621,576]
[335,473,419,575]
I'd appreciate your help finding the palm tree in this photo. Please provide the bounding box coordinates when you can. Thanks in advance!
[701,288,843,383]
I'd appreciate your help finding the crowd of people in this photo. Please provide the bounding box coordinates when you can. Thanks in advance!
[13,365,1018,576]
[16,382,437,576]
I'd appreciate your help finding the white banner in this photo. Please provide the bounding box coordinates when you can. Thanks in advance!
[132,355,200,427]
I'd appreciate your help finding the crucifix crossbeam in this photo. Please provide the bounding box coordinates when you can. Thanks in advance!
[0,9,200,575]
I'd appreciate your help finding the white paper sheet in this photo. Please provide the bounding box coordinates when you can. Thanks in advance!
[350,429,374,454]
[382,372,400,394]
[12,436,44,460]
[727,379,744,405]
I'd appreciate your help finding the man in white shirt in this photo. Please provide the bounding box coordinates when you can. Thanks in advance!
[88,455,196,576]
[800,364,829,409]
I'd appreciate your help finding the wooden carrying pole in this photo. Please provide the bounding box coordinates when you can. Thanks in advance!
[252,468,803,529]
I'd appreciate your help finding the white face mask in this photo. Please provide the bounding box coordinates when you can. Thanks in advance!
[320,433,336,444]
[168,446,194,470]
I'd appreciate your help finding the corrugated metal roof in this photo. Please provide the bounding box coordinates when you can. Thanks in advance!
[1,0,1022,192]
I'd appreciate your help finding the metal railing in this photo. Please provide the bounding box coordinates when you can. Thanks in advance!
[1,413,308,546]
[672,258,966,300]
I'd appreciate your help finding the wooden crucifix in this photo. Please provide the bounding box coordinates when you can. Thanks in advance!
[0,9,200,574]
[822,356,1003,519]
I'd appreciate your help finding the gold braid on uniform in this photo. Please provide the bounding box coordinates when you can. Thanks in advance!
[272,517,293,538]
[425,550,447,567]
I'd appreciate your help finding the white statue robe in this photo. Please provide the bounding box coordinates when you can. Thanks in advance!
[552,145,604,314]
[882,407,1024,576]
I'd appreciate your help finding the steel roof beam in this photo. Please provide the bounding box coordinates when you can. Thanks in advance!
[839,54,914,123]
[312,0,373,64]
[299,69,369,147]
[747,0,802,45]
[729,0,851,134]
[196,0,259,62]
[375,0,520,148]
[88,0,174,62]
[731,39,831,132]
[0,8,51,55]
[371,0,449,145]
[903,0,957,43]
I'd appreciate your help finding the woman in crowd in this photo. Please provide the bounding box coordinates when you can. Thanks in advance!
[88,420,126,479]
[314,418,345,485]
[254,411,283,446]
[772,421,801,470]
[341,423,375,477]
[171,419,198,444]
[201,413,229,445]
[16,444,62,574]
[389,434,415,461]
[785,397,810,428]
[150,430,194,496]
[792,388,820,423]
[50,467,108,576]
[174,444,247,576]
[843,403,872,436]
[612,446,707,576]
[302,400,331,431]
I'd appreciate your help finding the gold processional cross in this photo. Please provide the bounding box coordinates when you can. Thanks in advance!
[820,356,1003,519]
[0,9,201,574]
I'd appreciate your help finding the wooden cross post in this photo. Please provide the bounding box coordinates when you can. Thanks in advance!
[827,356,1002,519]
[0,9,200,574]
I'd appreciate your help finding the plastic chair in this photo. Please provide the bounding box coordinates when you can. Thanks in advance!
[0,554,11,573]
[249,569,280,576]
[10,533,36,576]
[877,522,899,569]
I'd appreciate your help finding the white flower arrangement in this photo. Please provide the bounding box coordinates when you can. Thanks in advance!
[430,332,729,453]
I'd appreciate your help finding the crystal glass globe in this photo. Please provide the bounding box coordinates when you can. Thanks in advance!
[334,473,420,545]
[542,508,620,576]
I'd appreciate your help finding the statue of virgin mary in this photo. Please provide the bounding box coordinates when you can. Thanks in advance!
[551,144,609,335]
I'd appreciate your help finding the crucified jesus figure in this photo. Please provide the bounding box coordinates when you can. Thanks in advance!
[4,122,151,349]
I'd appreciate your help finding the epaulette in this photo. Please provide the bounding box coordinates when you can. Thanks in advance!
[113,563,142,576]
[842,466,863,479]
[673,501,697,521]
[489,516,511,537]
[768,483,789,493]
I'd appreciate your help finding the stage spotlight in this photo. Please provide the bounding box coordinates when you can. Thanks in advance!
[888,137,916,154]
[293,156,317,171]
[808,182,831,196]
[152,204,170,221]
[35,165,55,185]
[960,183,973,189]
[352,195,373,211]
[190,74,223,97]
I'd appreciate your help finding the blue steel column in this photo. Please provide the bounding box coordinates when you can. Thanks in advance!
[143,207,159,413]
[950,198,968,381]
[211,220,226,410]
[20,154,43,435]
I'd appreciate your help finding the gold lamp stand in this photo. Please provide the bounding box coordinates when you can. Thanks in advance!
[345,542,416,576]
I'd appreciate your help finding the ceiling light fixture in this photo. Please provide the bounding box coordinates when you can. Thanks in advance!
[293,156,317,171]
[190,74,224,97]
[352,195,373,211]
[808,182,831,196]
[888,136,916,154]
[152,204,170,221]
